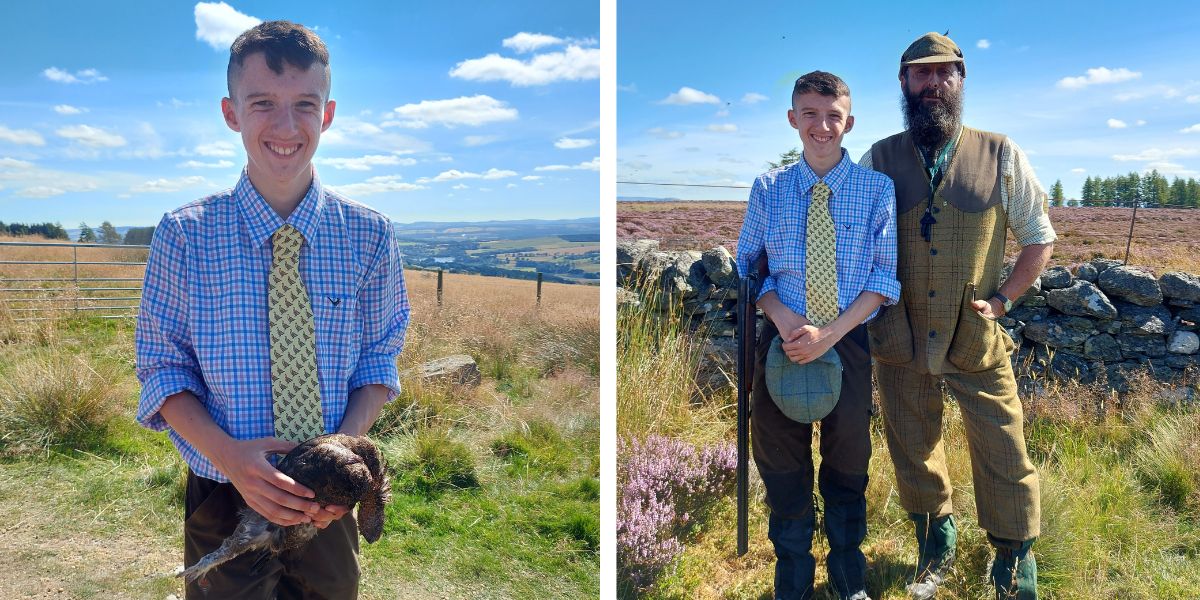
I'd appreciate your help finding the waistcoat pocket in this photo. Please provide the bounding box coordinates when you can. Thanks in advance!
[946,283,1011,372]
[868,297,913,365]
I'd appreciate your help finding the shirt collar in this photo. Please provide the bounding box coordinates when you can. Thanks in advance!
[795,148,851,196]
[235,168,326,250]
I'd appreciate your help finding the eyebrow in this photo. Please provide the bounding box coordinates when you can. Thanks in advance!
[243,92,324,102]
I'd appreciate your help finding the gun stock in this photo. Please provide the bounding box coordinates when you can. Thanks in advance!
[735,272,759,556]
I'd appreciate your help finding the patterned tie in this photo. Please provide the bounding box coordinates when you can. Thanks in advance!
[806,181,839,327]
[269,224,324,441]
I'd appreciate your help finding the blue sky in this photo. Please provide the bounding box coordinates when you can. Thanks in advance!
[618,0,1200,201]
[0,1,598,228]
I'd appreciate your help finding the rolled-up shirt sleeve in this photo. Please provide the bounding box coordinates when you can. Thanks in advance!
[1003,140,1057,247]
[864,178,901,306]
[348,224,409,400]
[135,214,207,431]
[735,176,775,299]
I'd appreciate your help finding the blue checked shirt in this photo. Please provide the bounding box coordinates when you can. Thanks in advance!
[135,170,410,482]
[735,149,900,323]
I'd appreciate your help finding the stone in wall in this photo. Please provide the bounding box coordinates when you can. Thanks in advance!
[1162,272,1200,304]
[1023,315,1095,348]
[1045,280,1118,319]
[1168,331,1200,354]
[1099,265,1164,306]
[1040,265,1073,289]
[701,246,739,289]
[617,239,660,284]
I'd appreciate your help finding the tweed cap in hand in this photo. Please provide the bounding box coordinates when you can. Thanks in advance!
[764,335,842,424]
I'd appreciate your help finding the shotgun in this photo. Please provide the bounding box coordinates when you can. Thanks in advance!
[735,254,766,556]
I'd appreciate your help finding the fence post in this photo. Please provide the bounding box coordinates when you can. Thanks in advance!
[73,244,80,314]
[1123,202,1140,265]
[437,269,443,306]
[536,272,543,305]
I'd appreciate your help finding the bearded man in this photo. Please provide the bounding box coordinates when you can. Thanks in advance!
[858,32,1056,600]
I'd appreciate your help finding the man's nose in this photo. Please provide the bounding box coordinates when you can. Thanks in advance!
[272,107,299,134]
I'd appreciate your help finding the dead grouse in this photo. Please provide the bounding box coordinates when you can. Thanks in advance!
[180,433,391,586]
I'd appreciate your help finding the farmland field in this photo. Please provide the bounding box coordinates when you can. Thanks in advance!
[618,201,1200,272]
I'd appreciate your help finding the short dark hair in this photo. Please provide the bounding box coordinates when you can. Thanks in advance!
[226,20,330,99]
[792,71,851,102]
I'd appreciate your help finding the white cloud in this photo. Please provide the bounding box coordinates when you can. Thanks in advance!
[1107,118,1128,129]
[56,124,127,147]
[194,141,238,157]
[1180,124,1200,134]
[1142,161,1199,177]
[19,186,69,198]
[194,1,261,50]
[659,86,720,105]
[452,184,469,190]
[707,124,739,133]
[463,135,499,147]
[1070,168,1087,174]
[1188,95,1200,104]
[327,175,424,196]
[450,45,600,86]
[1112,148,1200,161]
[647,127,683,140]
[0,158,35,169]
[53,104,87,115]
[1056,67,1141,90]
[521,175,542,181]
[131,175,210,193]
[0,125,46,146]
[313,154,416,171]
[502,32,565,53]
[159,97,193,109]
[741,92,768,105]
[1136,119,1147,126]
[427,168,518,182]
[618,82,638,93]
[555,137,595,149]
[322,117,429,154]
[178,159,235,169]
[534,157,599,172]
[977,39,991,49]
[42,67,107,84]
[387,95,518,128]
[506,183,517,188]
[715,108,730,117]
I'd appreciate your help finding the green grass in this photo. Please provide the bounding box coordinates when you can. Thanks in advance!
[0,304,599,598]
[618,277,1200,598]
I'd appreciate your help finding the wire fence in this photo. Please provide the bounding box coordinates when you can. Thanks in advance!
[0,242,550,321]
[618,181,1200,266]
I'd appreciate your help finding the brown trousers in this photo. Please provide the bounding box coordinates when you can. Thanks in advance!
[875,361,1041,541]
[184,470,361,600]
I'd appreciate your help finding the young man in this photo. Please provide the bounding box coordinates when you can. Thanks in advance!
[135,21,409,599]
[735,71,900,600]
[860,32,1055,600]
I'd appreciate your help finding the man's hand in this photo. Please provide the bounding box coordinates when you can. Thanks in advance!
[971,298,1003,320]
[781,325,840,365]
[211,437,321,527]
[756,290,811,343]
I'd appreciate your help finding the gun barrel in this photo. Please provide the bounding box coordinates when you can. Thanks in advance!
[735,274,755,556]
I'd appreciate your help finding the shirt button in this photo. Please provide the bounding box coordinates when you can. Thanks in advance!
[930,248,938,255]
[929,330,937,338]
[929,290,936,297]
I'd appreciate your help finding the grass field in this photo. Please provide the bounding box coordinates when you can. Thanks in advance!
[617,202,1200,273]
[0,239,599,599]
[618,267,1200,599]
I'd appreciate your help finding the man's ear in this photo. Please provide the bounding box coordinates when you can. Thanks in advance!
[787,108,799,131]
[321,99,336,132]
[845,114,855,134]
[221,97,240,132]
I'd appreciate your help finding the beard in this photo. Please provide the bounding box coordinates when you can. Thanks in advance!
[902,83,963,151]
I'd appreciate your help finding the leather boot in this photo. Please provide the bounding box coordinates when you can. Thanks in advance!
[905,513,956,600]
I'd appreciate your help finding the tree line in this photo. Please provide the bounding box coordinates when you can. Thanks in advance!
[0,221,70,239]
[77,221,156,245]
[1046,170,1198,208]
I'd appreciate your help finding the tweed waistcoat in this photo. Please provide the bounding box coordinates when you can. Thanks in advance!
[866,127,1014,375]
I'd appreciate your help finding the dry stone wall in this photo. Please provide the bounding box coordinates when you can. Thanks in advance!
[618,239,1200,396]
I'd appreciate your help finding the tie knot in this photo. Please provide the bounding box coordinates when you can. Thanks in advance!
[812,181,831,203]
[273,224,303,259]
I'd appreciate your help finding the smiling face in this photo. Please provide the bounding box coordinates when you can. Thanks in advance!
[222,51,335,207]
[787,91,853,176]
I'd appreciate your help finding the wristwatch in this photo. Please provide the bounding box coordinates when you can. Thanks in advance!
[991,292,1013,315]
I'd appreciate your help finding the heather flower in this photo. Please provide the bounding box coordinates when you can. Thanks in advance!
[617,435,736,592]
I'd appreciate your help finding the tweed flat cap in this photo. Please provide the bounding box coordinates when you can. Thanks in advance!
[764,335,842,423]
[900,32,966,77]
